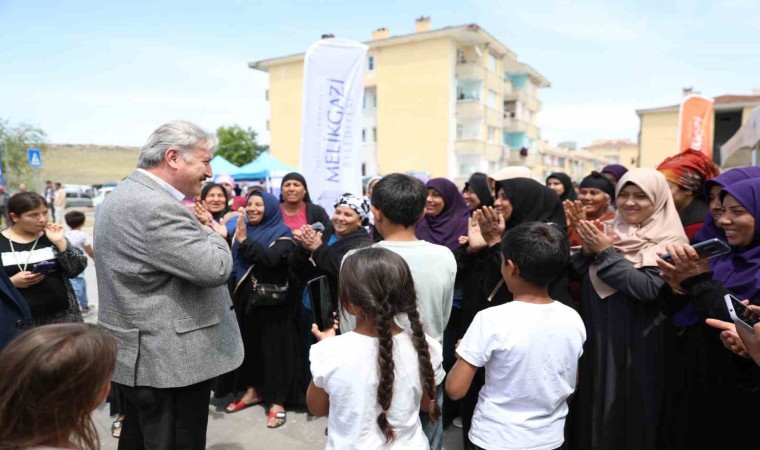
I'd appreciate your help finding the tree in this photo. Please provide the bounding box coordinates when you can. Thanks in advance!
[215,125,267,166]
[0,118,47,186]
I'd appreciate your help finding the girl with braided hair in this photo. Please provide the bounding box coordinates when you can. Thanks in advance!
[307,247,442,449]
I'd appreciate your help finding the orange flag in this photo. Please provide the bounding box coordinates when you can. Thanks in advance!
[678,95,714,156]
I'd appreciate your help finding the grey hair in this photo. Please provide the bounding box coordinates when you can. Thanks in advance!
[137,120,218,169]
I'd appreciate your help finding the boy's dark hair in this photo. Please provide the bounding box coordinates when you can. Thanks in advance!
[370,173,426,228]
[339,247,440,442]
[65,211,86,229]
[501,221,569,288]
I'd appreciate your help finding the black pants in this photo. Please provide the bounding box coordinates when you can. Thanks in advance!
[117,380,212,450]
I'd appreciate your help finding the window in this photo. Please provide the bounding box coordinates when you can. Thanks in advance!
[362,129,366,143]
[368,56,375,71]
[487,90,497,108]
[488,126,497,144]
[488,53,497,72]
[265,89,269,101]
[457,124,463,140]
[372,127,377,142]
[363,93,366,109]
[373,92,377,107]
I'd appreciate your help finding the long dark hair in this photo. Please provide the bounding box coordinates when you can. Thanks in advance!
[0,324,117,450]
[338,247,440,443]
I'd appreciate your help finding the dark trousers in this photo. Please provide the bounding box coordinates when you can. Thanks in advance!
[117,380,212,450]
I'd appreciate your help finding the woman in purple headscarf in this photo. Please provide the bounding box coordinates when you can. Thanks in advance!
[658,176,760,448]
[416,178,470,250]
[694,166,760,242]
[601,164,629,187]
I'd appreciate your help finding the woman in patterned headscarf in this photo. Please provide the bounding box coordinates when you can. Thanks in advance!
[289,194,373,390]
[657,149,720,242]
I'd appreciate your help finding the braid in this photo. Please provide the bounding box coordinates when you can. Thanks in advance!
[375,298,396,443]
[406,308,440,421]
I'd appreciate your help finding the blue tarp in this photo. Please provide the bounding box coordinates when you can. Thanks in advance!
[210,155,240,177]
[231,152,297,181]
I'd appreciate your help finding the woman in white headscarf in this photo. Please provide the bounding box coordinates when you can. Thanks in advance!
[571,168,687,450]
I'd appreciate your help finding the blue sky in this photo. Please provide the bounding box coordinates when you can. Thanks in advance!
[2,0,759,148]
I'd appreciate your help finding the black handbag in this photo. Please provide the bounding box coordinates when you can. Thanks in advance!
[234,237,291,308]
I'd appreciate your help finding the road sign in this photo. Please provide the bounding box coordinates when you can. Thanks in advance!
[27,148,42,168]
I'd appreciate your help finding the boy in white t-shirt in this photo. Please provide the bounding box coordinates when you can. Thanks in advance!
[64,211,94,314]
[446,222,586,450]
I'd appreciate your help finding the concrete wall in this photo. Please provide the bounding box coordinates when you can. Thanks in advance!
[638,110,680,167]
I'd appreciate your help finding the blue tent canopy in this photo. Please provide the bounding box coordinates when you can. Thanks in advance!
[210,155,240,177]
[231,152,297,181]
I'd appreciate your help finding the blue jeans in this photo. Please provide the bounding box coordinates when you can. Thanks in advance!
[71,277,88,309]
[420,383,443,450]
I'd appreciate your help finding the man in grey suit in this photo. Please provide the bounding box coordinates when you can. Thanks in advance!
[95,121,244,450]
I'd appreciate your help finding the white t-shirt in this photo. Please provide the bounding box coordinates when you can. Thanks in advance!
[457,301,586,450]
[65,229,92,278]
[311,329,443,450]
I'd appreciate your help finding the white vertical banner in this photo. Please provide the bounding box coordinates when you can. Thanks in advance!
[300,38,367,215]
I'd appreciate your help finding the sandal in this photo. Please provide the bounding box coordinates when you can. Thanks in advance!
[111,419,123,438]
[267,410,287,429]
[225,397,262,413]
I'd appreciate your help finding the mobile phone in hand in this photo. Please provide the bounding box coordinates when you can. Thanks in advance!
[661,238,730,264]
[31,260,56,275]
[724,294,760,334]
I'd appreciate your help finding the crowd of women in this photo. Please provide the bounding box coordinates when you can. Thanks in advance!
[2,146,760,449]
[184,151,760,449]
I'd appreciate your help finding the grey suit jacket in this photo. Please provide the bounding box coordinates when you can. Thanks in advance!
[95,170,244,388]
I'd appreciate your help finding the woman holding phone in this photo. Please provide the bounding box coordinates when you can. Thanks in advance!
[658,176,760,449]
[0,192,86,325]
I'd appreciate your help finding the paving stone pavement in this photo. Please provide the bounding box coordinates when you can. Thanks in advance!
[81,241,464,449]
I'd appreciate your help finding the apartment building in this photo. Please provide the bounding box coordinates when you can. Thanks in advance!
[636,90,760,167]
[249,18,549,180]
[584,139,639,168]
[517,141,607,182]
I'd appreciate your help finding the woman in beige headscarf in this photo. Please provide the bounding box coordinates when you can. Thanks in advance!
[570,168,687,450]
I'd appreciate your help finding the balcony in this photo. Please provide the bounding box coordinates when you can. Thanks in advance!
[456,61,486,80]
[455,139,486,155]
[455,140,502,161]
[456,99,485,119]
[503,89,542,112]
[503,116,540,140]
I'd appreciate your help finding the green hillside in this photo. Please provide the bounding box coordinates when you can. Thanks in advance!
[9,144,139,189]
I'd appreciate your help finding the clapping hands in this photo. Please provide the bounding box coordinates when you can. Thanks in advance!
[576,219,614,255]
[473,206,505,247]
[295,225,323,252]
[563,200,586,229]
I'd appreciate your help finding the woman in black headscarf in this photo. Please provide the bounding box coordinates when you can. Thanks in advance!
[462,172,494,211]
[547,172,578,201]
[456,177,571,448]
[279,172,331,238]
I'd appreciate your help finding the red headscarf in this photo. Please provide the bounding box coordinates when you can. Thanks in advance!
[656,149,720,192]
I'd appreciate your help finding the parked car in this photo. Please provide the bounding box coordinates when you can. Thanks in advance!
[63,187,93,208]
[92,186,114,210]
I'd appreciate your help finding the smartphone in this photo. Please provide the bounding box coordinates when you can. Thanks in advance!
[660,238,731,264]
[724,294,760,334]
[307,276,334,332]
[31,260,56,275]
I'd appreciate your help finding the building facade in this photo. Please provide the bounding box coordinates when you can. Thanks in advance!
[636,91,760,168]
[249,18,549,180]
[584,139,639,169]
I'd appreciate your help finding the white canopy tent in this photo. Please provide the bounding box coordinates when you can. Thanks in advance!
[721,106,760,168]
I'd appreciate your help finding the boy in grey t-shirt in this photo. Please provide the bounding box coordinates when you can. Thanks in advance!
[342,174,455,450]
